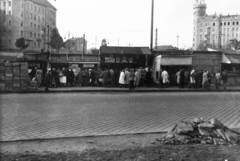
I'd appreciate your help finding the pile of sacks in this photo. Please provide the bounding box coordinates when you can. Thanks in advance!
[162,118,240,145]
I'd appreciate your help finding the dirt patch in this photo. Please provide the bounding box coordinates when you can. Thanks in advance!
[1,133,240,161]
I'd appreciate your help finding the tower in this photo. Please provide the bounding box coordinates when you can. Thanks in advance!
[193,0,207,50]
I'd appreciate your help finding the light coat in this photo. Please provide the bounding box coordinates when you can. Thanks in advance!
[119,71,125,84]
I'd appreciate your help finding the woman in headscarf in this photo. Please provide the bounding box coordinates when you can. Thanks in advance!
[35,67,43,87]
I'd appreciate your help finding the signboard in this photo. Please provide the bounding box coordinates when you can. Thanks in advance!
[121,57,127,63]
[116,57,120,63]
[68,56,81,62]
[129,58,133,63]
[50,57,68,62]
[83,64,95,68]
[83,56,99,62]
[105,57,115,63]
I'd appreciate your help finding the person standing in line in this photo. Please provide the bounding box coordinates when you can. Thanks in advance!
[215,71,221,89]
[161,69,169,88]
[129,69,135,90]
[179,69,185,88]
[190,69,196,88]
[124,68,130,87]
[202,71,209,89]
[119,69,125,88]
[184,70,189,87]
[35,67,43,87]
[176,69,181,87]
[134,68,140,88]
[44,69,52,92]
[221,70,228,89]
[51,68,59,87]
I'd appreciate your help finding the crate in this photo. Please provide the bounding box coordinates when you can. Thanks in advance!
[5,86,13,91]
[20,86,28,91]
[5,76,13,80]
[13,87,21,91]
[0,66,5,70]
[12,63,20,67]
[5,66,12,70]
[29,81,38,90]
[5,63,12,67]
[13,83,20,87]
[13,69,20,73]
[0,87,5,91]
[0,83,5,87]
[0,75,5,80]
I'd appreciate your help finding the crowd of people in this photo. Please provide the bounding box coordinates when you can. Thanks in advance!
[158,68,228,89]
[29,66,229,91]
[28,67,154,91]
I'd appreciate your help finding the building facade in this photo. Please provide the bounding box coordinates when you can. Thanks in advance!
[62,37,88,54]
[193,0,240,50]
[0,0,56,52]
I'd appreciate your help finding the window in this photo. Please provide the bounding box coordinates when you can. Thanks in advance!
[34,24,36,30]
[228,22,230,25]
[21,12,23,17]
[42,17,44,22]
[34,6,36,11]
[30,13,32,19]
[42,8,44,14]
[233,22,235,25]
[26,31,28,37]
[30,32,32,37]
[122,57,126,61]
[38,25,40,31]
[8,11,11,15]
[34,15,36,20]
[232,28,235,31]
[34,33,36,38]
[205,23,208,26]
[213,23,215,26]
[30,22,32,28]
[39,7,40,13]
[30,4,32,10]
[21,31,23,36]
[8,30,11,35]
[21,21,23,27]
[26,3,29,9]
[38,33,40,38]
[220,22,222,26]
[34,42,36,48]
[237,22,239,25]
[38,16,40,22]
[38,42,40,48]
[8,20,11,26]
[224,22,226,25]
[8,1,11,7]
[9,40,11,46]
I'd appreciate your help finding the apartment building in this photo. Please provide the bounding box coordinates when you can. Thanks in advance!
[193,0,240,50]
[0,0,56,52]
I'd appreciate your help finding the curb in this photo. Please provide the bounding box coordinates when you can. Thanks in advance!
[1,89,240,94]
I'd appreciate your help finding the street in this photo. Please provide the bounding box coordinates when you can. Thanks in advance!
[0,92,240,142]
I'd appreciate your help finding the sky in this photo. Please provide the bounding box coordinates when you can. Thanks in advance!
[48,0,240,49]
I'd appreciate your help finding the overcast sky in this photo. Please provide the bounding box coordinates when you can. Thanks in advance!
[48,0,240,49]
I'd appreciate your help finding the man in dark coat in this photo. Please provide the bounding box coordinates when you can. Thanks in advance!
[45,69,52,92]
[179,69,185,88]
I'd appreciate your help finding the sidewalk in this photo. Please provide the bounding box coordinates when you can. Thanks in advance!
[1,84,240,93]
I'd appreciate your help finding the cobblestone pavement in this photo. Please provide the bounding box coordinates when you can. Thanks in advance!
[0,92,239,141]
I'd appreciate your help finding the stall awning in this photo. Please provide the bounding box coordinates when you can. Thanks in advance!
[161,56,192,65]
[0,52,25,62]
[222,54,240,64]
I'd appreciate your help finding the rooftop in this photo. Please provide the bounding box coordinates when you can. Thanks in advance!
[100,46,152,55]
[28,0,57,10]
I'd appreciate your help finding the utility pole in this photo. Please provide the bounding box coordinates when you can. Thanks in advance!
[47,25,49,51]
[150,0,154,51]
[155,28,158,49]
[82,34,85,60]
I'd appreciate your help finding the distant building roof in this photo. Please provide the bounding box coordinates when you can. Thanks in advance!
[28,0,56,10]
[153,50,192,56]
[100,46,152,55]
[153,45,178,51]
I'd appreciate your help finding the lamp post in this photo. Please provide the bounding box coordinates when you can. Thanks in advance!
[177,35,179,49]
[64,31,74,40]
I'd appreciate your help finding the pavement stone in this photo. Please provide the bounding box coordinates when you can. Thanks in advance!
[0,92,239,142]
